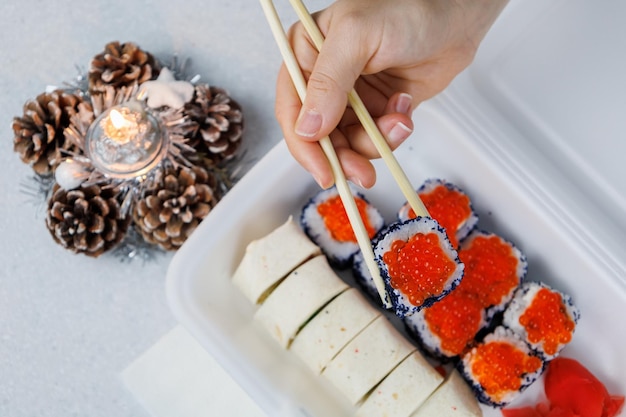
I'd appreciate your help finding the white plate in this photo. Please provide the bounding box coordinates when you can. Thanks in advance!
[166,0,626,415]
[166,104,626,417]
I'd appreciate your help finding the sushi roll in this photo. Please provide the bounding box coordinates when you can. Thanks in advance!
[322,315,416,405]
[404,289,487,361]
[232,216,321,304]
[254,254,349,348]
[352,228,389,308]
[356,350,444,417]
[301,185,385,268]
[410,369,482,417]
[290,288,381,374]
[458,326,544,407]
[457,230,527,319]
[503,281,580,360]
[373,217,464,319]
[398,179,478,248]
[352,248,384,306]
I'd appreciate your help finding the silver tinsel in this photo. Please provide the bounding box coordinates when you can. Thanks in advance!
[111,227,165,264]
[20,174,56,215]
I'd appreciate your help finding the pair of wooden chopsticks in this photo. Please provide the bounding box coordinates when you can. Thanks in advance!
[259,0,430,308]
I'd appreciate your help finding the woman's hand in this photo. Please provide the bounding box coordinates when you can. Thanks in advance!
[275,0,508,188]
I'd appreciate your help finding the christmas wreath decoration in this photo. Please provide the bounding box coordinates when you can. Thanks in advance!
[12,41,245,258]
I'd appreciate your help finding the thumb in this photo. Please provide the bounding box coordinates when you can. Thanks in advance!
[294,27,368,140]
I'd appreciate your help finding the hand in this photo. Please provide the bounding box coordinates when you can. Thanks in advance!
[275,0,508,188]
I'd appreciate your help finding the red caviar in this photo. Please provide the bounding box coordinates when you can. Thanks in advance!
[424,291,484,356]
[519,288,576,356]
[383,232,456,306]
[317,196,376,242]
[458,235,520,308]
[471,341,542,402]
[407,185,471,248]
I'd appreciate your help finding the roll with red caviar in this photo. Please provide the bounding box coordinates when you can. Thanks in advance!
[351,230,389,307]
[300,186,385,269]
[373,217,464,319]
[458,326,545,407]
[404,289,488,362]
[353,248,382,306]
[503,281,580,360]
[398,179,478,248]
[458,230,528,319]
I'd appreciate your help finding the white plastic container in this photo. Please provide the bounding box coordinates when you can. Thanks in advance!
[166,1,626,416]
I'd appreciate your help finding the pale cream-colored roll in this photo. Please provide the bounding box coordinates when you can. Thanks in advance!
[290,288,381,374]
[410,370,483,417]
[356,350,444,417]
[232,216,321,304]
[322,315,416,405]
[254,254,349,348]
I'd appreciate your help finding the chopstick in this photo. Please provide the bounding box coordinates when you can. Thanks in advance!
[287,0,430,219]
[259,0,392,308]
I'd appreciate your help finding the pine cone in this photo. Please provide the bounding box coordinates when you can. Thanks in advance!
[46,185,130,257]
[133,164,219,250]
[12,90,85,175]
[184,84,244,162]
[88,41,161,94]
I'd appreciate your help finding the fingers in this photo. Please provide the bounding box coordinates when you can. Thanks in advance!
[284,130,335,189]
[339,91,414,159]
[334,145,377,189]
[341,111,414,160]
[272,0,507,191]
[283,123,379,190]
[287,108,413,190]
[292,16,370,141]
[274,10,416,190]
[276,63,333,189]
[386,92,414,116]
[277,59,414,188]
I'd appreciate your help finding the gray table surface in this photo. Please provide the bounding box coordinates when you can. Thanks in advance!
[0,1,328,415]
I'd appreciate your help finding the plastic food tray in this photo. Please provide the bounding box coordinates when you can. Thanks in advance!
[166,1,626,416]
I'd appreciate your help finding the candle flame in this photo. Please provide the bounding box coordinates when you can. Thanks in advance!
[104,108,139,145]
[86,103,165,179]
[110,109,132,129]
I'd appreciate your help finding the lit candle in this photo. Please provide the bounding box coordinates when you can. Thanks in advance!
[104,108,140,145]
[84,101,166,179]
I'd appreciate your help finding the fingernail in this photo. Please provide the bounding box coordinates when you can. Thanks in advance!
[295,109,322,138]
[387,121,412,145]
[313,173,332,189]
[395,93,413,114]
[348,176,364,188]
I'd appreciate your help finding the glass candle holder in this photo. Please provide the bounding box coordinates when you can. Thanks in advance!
[85,101,166,179]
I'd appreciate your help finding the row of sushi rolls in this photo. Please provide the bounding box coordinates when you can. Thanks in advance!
[231,178,621,417]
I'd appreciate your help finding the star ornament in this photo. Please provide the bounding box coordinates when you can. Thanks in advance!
[139,67,195,110]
